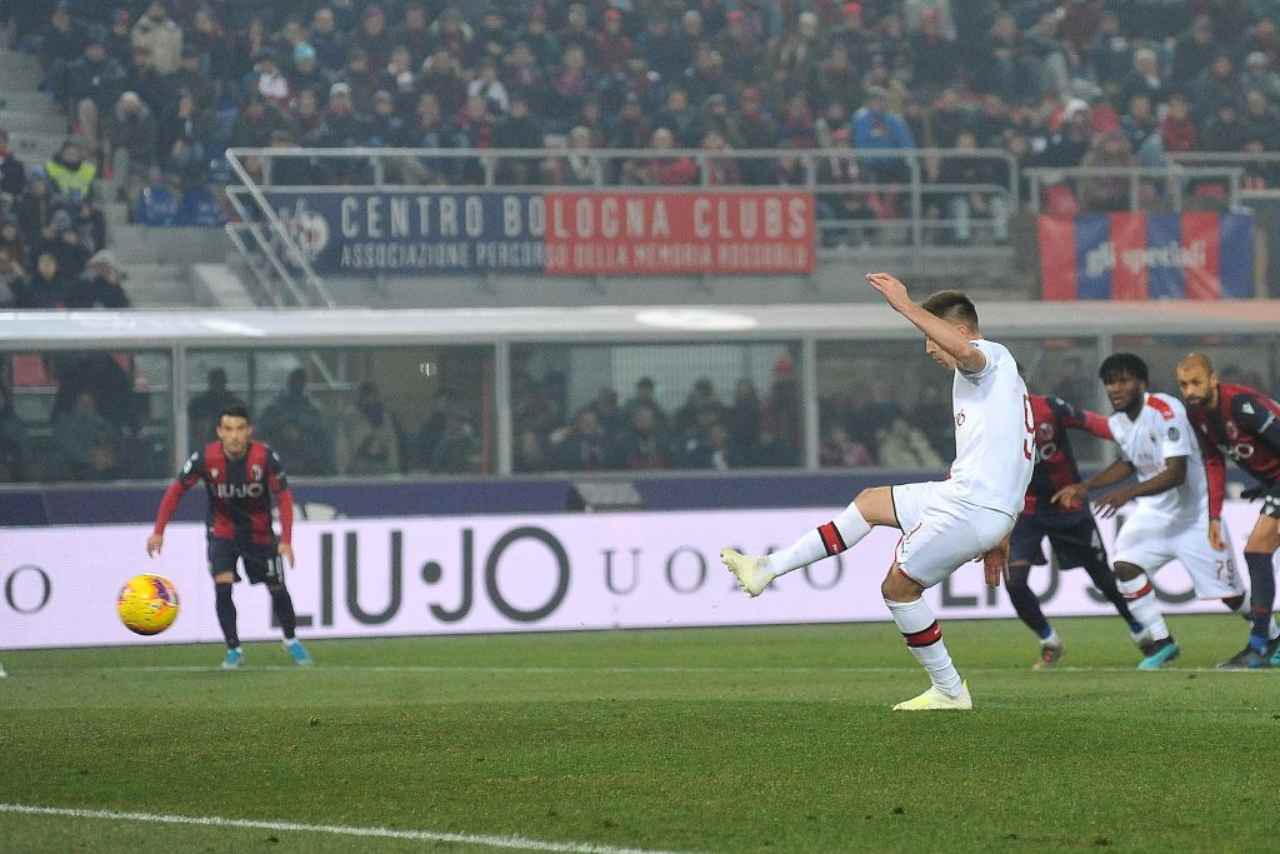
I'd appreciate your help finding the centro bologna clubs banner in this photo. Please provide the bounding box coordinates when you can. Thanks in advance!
[266,190,815,277]
[1039,212,1254,300]
[0,502,1259,649]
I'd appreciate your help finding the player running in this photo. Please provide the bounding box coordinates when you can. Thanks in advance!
[1177,353,1280,668]
[721,275,1033,711]
[147,404,312,670]
[1053,354,1246,670]
[1009,387,1143,669]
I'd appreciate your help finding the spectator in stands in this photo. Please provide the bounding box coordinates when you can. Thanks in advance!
[728,379,761,459]
[1242,51,1280,105]
[259,368,334,476]
[0,129,26,199]
[45,140,96,203]
[169,45,216,113]
[1081,129,1136,212]
[131,1,183,76]
[1120,47,1164,108]
[820,423,874,468]
[230,96,287,149]
[394,3,432,66]
[107,92,158,206]
[288,44,329,108]
[51,210,90,280]
[637,127,697,185]
[614,404,672,470]
[12,251,68,309]
[187,368,238,446]
[338,380,402,476]
[0,382,27,483]
[246,50,290,110]
[431,410,481,474]
[0,213,27,267]
[40,2,85,75]
[675,378,725,434]
[1241,89,1277,149]
[515,429,549,473]
[0,247,26,306]
[1192,53,1239,120]
[1160,91,1198,153]
[55,390,121,481]
[550,408,611,471]
[851,86,915,183]
[61,35,127,162]
[1121,94,1161,159]
[1172,15,1216,87]
[309,7,348,70]
[134,167,180,226]
[16,174,54,249]
[1201,100,1249,154]
[67,249,129,309]
[623,377,669,432]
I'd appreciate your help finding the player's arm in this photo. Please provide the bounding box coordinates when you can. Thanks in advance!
[864,273,985,373]
[1053,397,1113,441]
[267,448,296,567]
[1051,457,1135,509]
[1233,393,1280,454]
[982,533,1011,588]
[1188,417,1228,547]
[147,451,202,556]
[1093,456,1187,519]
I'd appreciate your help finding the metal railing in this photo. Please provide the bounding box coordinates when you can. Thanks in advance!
[224,146,1019,306]
[1026,165,1245,213]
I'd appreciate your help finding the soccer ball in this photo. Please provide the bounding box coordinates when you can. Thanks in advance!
[117,574,180,636]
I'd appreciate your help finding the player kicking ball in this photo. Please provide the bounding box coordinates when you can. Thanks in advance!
[1053,354,1247,670]
[722,274,1033,711]
[1177,353,1280,668]
[147,404,312,670]
[1008,386,1144,669]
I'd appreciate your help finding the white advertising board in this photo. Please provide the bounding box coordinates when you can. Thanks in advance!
[0,503,1262,649]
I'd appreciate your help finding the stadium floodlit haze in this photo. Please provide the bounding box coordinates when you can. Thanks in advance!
[2,1,1280,851]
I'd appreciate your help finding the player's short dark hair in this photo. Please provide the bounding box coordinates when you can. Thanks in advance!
[218,402,251,424]
[920,290,979,329]
[1098,353,1148,384]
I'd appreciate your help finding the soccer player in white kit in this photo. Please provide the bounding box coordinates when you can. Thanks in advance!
[721,275,1034,711]
[1052,353,1246,670]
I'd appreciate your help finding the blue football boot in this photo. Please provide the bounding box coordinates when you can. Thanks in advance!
[222,647,244,670]
[1137,639,1180,670]
[283,638,313,666]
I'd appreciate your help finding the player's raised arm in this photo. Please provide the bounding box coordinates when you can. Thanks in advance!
[865,273,986,373]
[148,450,203,556]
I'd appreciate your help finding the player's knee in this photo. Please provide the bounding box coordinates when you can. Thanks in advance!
[1005,562,1032,590]
[881,565,922,602]
[267,583,284,594]
[213,573,236,585]
[1112,561,1143,582]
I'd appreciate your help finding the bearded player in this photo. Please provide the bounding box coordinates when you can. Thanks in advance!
[1177,353,1280,668]
[722,274,1033,711]
[147,404,312,670]
[1008,384,1143,669]
[1053,354,1246,670]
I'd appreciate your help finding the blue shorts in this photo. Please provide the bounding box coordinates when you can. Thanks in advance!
[1009,512,1106,570]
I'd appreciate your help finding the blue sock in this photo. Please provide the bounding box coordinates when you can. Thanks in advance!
[1249,633,1269,653]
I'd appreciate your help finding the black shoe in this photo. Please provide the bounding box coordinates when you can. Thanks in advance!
[1217,645,1271,670]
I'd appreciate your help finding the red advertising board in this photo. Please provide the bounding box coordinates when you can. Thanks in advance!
[543,191,816,275]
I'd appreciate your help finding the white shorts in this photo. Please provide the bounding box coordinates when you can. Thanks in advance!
[1113,508,1244,599]
[890,481,1018,589]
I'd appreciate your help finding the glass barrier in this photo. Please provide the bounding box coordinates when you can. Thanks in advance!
[817,336,1105,469]
[511,341,803,472]
[185,346,495,478]
[0,349,172,483]
[1109,334,1279,400]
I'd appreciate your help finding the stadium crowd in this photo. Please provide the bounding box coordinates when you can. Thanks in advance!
[2,0,1277,244]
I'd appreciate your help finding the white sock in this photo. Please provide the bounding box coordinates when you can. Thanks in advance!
[1116,574,1170,642]
[1041,629,1061,648]
[763,500,872,580]
[885,597,963,697]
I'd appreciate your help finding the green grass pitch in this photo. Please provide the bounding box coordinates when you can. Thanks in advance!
[2,616,1278,853]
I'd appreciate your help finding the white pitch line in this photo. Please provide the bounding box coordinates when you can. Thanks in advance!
[0,803,694,854]
[16,664,1273,675]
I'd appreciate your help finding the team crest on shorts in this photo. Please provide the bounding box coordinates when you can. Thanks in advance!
[955,410,966,427]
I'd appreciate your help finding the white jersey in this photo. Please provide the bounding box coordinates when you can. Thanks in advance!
[1107,392,1208,519]
[947,338,1034,518]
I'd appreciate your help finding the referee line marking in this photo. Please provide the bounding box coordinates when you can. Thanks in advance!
[11,664,1271,675]
[0,803,693,854]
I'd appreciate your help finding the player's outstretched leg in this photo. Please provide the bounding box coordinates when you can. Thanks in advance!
[1114,563,1178,669]
[721,489,886,596]
[214,579,243,670]
[1005,561,1063,670]
[269,583,312,666]
[884,567,970,711]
